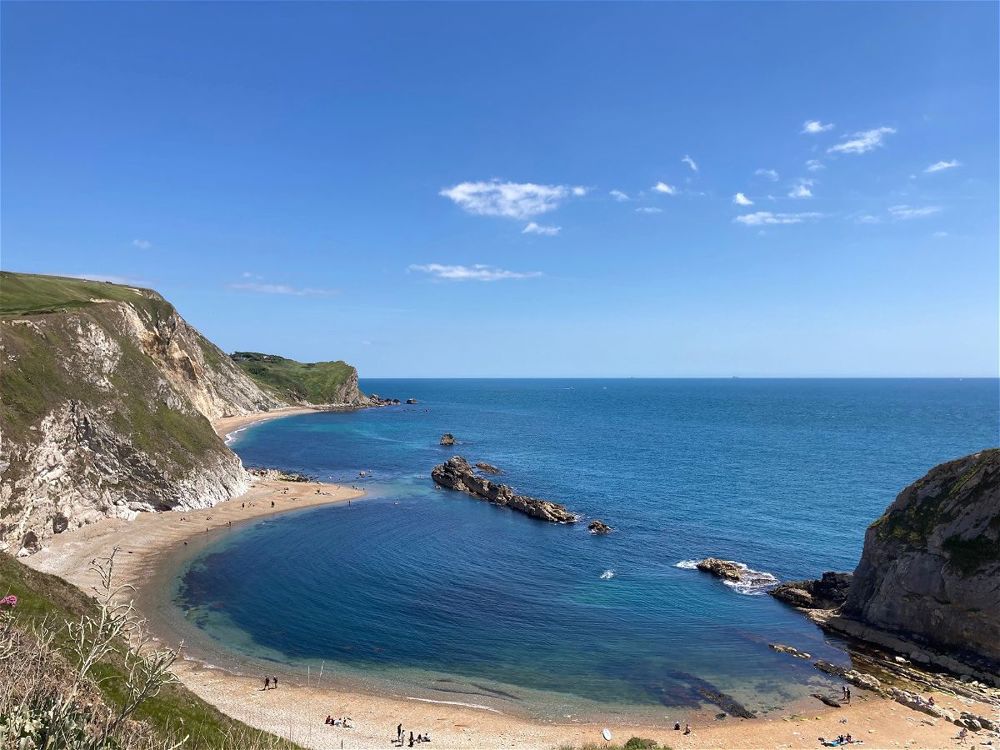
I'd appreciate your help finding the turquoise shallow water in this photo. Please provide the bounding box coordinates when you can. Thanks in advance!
[175,379,998,718]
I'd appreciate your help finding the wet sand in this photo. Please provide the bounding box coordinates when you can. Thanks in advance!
[20,410,996,749]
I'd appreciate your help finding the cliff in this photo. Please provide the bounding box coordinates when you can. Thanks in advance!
[231,351,368,406]
[0,272,283,554]
[840,449,1000,672]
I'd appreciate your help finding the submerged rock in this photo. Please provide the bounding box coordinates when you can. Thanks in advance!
[769,643,812,659]
[770,572,852,609]
[474,461,502,474]
[431,456,578,524]
[696,687,756,719]
[588,519,612,535]
[405,398,418,404]
[439,433,455,446]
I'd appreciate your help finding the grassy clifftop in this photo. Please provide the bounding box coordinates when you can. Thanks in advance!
[232,352,363,405]
[0,271,170,319]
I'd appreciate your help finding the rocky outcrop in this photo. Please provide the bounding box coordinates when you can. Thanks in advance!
[588,519,612,535]
[439,433,455,446]
[0,273,285,554]
[770,572,852,609]
[475,461,501,474]
[431,456,578,524]
[841,449,1000,673]
[769,643,811,659]
[695,558,745,581]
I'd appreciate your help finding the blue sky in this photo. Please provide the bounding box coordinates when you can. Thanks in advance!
[2,2,997,377]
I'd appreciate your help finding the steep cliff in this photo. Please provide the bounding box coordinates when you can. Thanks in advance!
[842,449,1000,671]
[231,352,368,406]
[0,272,284,554]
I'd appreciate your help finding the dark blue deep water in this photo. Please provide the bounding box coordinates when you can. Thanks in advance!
[176,379,998,717]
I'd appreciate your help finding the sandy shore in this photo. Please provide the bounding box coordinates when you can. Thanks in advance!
[20,410,996,749]
[213,405,321,441]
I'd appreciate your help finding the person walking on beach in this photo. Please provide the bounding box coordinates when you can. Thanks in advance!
[409,731,415,747]
[264,677,270,690]
[397,724,403,743]
[272,676,278,689]
[845,686,851,703]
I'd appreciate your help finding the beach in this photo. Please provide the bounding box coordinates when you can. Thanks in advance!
[20,409,994,750]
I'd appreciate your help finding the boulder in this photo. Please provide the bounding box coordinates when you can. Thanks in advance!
[695,558,744,581]
[474,461,502,475]
[588,519,612,535]
[770,572,852,609]
[405,398,418,404]
[431,456,578,524]
[439,433,455,446]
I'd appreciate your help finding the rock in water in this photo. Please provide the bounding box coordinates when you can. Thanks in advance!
[405,398,418,404]
[770,572,852,609]
[842,449,1000,671]
[694,558,745,581]
[431,456,578,524]
[474,461,502,474]
[588,519,612,535]
[439,433,455,446]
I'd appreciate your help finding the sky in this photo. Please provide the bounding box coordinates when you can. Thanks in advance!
[2,2,997,377]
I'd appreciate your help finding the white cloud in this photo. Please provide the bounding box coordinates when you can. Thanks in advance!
[734,211,822,226]
[522,222,561,236]
[609,189,630,202]
[571,186,589,196]
[889,205,942,220]
[827,126,896,155]
[806,159,825,172]
[733,192,754,206]
[439,180,575,219]
[230,274,338,295]
[635,207,663,214]
[681,155,699,172]
[755,168,779,181]
[856,215,881,224]
[653,181,678,195]
[802,120,835,134]
[788,179,814,199]
[132,239,152,250]
[409,263,541,281]
[924,159,960,174]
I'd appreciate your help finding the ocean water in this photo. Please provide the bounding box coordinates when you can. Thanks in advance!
[175,379,998,718]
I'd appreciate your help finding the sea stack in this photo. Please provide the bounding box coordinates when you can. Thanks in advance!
[439,433,455,446]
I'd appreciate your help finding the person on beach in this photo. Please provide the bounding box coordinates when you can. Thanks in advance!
[845,686,851,703]
[674,722,680,731]
[264,677,270,690]
[271,500,275,508]
[409,731,415,747]
[272,676,278,689]
[397,724,403,742]
[684,723,691,735]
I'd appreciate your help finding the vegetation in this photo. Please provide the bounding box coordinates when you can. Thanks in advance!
[232,351,357,404]
[557,738,671,750]
[0,552,301,749]
[0,271,171,320]
[942,534,1000,577]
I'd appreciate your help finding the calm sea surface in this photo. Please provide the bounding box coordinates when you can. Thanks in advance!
[174,379,998,718]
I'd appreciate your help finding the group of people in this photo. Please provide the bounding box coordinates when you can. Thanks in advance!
[672,722,691,734]
[262,676,278,690]
[395,723,431,746]
[841,685,853,703]
[325,715,354,728]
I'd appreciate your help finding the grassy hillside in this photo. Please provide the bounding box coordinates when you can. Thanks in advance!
[232,352,358,404]
[0,271,170,319]
[0,553,300,749]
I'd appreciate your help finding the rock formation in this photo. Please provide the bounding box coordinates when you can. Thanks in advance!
[836,449,1000,674]
[769,572,852,609]
[474,461,501,474]
[439,433,455,446]
[588,519,612,535]
[431,456,578,524]
[694,558,745,581]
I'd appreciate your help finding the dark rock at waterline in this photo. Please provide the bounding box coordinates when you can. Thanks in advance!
[696,687,756,719]
[431,456,578,524]
[588,519,612,535]
[694,558,744,582]
[439,433,455,446]
[770,572,852,609]
[406,398,418,404]
[474,461,502,474]
[811,693,842,708]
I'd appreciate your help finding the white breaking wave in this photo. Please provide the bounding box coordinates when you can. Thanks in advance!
[405,697,502,714]
[600,569,615,580]
[675,559,779,595]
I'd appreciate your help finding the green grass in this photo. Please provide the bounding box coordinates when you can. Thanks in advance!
[0,553,302,749]
[232,352,356,404]
[0,271,171,320]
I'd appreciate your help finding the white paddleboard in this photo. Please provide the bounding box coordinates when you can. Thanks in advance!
[602,728,613,741]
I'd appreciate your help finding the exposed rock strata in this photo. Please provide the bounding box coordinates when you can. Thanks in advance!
[431,456,577,524]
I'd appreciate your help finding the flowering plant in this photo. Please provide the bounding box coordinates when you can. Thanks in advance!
[0,595,17,608]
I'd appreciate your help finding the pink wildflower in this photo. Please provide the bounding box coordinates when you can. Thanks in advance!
[0,595,17,608]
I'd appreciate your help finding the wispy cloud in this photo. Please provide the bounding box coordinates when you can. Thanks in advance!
[523,222,561,236]
[635,207,663,214]
[856,214,881,225]
[439,180,576,219]
[733,192,754,206]
[802,120,834,134]
[788,179,815,199]
[653,181,678,195]
[889,205,941,220]
[755,168,779,182]
[806,159,825,172]
[827,126,896,155]
[571,186,589,196]
[734,211,822,226]
[409,263,541,282]
[681,155,699,172]
[924,159,960,174]
[230,272,337,296]
[132,239,152,250]
[609,189,630,202]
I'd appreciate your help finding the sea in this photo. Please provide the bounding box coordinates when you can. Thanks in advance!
[169,379,998,720]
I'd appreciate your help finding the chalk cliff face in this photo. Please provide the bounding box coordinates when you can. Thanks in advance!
[843,449,1000,670]
[0,274,283,554]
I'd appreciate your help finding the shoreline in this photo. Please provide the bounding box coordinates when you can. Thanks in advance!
[19,409,992,749]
